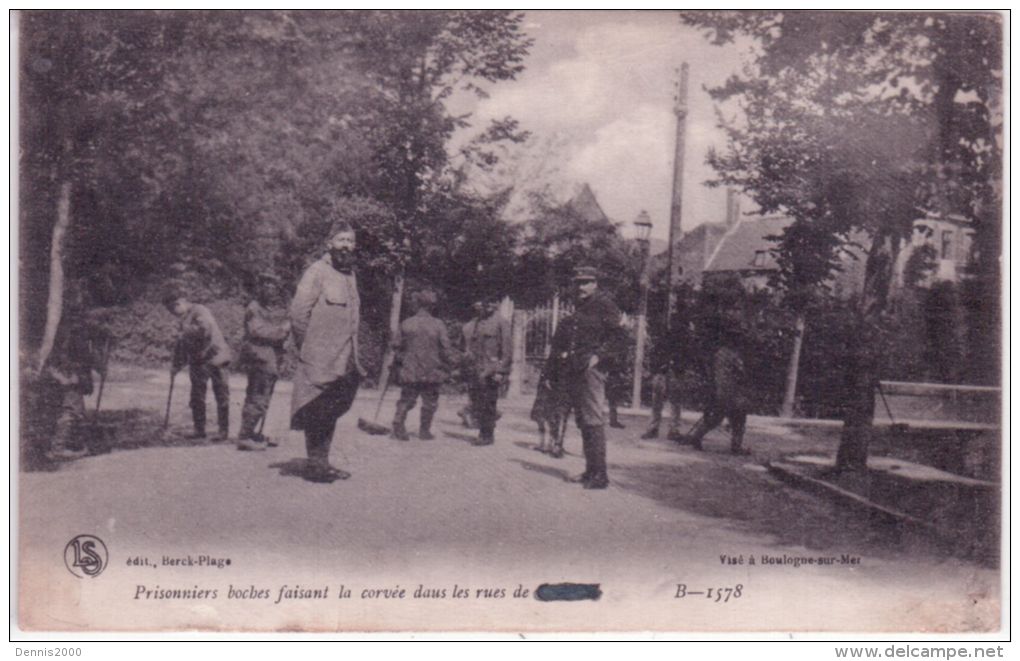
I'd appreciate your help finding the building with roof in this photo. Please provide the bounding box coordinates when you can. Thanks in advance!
[700,212,975,296]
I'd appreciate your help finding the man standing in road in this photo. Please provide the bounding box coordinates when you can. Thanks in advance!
[682,318,752,455]
[164,289,233,441]
[464,295,511,446]
[562,266,622,490]
[237,273,290,451]
[391,289,454,441]
[289,222,366,483]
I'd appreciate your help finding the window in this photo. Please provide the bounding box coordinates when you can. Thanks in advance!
[752,250,767,267]
[941,230,953,259]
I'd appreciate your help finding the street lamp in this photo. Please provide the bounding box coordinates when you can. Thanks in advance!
[631,212,653,410]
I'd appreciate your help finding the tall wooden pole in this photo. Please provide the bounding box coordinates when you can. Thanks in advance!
[631,239,651,408]
[665,63,689,332]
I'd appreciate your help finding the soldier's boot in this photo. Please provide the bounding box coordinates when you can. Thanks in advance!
[187,406,207,439]
[666,423,684,443]
[211,405,230,442]
[391,401,412,441]
[684,416,710,451]
[609,405,625,429]
[418,408,436,441]
[729,414,750,456]
[583,426,609,490]
[472,424,495,446]
[304,429,350,482]
[569,427,594,483]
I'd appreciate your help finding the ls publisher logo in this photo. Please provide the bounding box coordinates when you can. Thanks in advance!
[64,535,108,578]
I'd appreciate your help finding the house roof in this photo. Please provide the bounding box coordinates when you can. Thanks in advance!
[566,183,610,225]
[703,216,794,273]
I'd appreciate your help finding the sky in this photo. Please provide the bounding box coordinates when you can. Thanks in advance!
[457,10,751,243]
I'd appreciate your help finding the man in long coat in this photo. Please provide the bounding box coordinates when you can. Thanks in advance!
[289,222,365,482]
[391,289,454,441]
[463,296,511,446]
[165,290,233,440]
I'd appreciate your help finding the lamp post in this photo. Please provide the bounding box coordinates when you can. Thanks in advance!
[631,213,653,410]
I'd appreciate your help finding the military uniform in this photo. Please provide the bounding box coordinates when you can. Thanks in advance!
[391,307,453,440]
[463,309,512,445]
[173,303,233,439]
[238,298,290,446]
[290,253,361,474]
[561,271,622,489]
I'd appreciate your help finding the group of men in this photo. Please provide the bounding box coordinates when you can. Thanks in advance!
[42,218,748,486]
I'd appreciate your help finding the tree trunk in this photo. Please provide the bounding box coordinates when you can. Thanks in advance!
[36,181,72,371]
[835,230,900,472]
[780,313,805,418]
[376,270,405,390]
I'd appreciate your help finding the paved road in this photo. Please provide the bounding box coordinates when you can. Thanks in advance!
[18,369,1000,632]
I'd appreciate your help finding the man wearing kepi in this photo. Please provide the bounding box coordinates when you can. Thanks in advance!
[289,221,365,483]
[237,273,290,451]
[563,266,622,490]
[391,289,454,441]
[464,295,511,446]
[165,289,233,441]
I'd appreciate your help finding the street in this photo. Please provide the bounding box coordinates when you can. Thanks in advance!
[18,368,1000,632]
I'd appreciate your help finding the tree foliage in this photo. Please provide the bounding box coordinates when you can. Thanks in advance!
[682,11,1002,470]
[19,10,536,357]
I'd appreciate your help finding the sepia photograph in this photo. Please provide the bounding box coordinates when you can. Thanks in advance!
[13,9,1005,636]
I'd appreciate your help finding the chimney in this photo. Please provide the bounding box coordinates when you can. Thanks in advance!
[725,189,741,228]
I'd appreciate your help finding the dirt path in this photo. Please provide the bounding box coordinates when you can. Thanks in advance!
[18,369,999,632]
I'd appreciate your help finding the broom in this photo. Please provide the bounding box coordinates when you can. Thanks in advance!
[357,349,394,435]
[357,272,405,436]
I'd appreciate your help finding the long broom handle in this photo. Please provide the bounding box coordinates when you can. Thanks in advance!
[372,351,394,422]
[93,336,112,415]
[163,371,176,428]
[256,378,278,436]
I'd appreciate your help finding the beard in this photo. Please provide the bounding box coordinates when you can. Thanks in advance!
[329,248,355,272]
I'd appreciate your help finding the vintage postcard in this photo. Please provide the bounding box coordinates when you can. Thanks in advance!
[15,10,1004,634]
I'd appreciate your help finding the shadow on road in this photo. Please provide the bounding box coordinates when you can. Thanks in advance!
[610,456,955,563]
[21,407,220,472]
[442,430,477,444]
[509,458,574,483]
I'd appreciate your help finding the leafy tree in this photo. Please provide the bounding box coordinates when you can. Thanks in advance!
[683,11,1002,471]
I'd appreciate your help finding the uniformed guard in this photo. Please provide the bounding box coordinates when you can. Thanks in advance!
[289,221,366,482]
[464,295,512,446]
[237,273,291,451]
[390,289,454,441]
[164,289,233,441]
[562,266,622,489]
